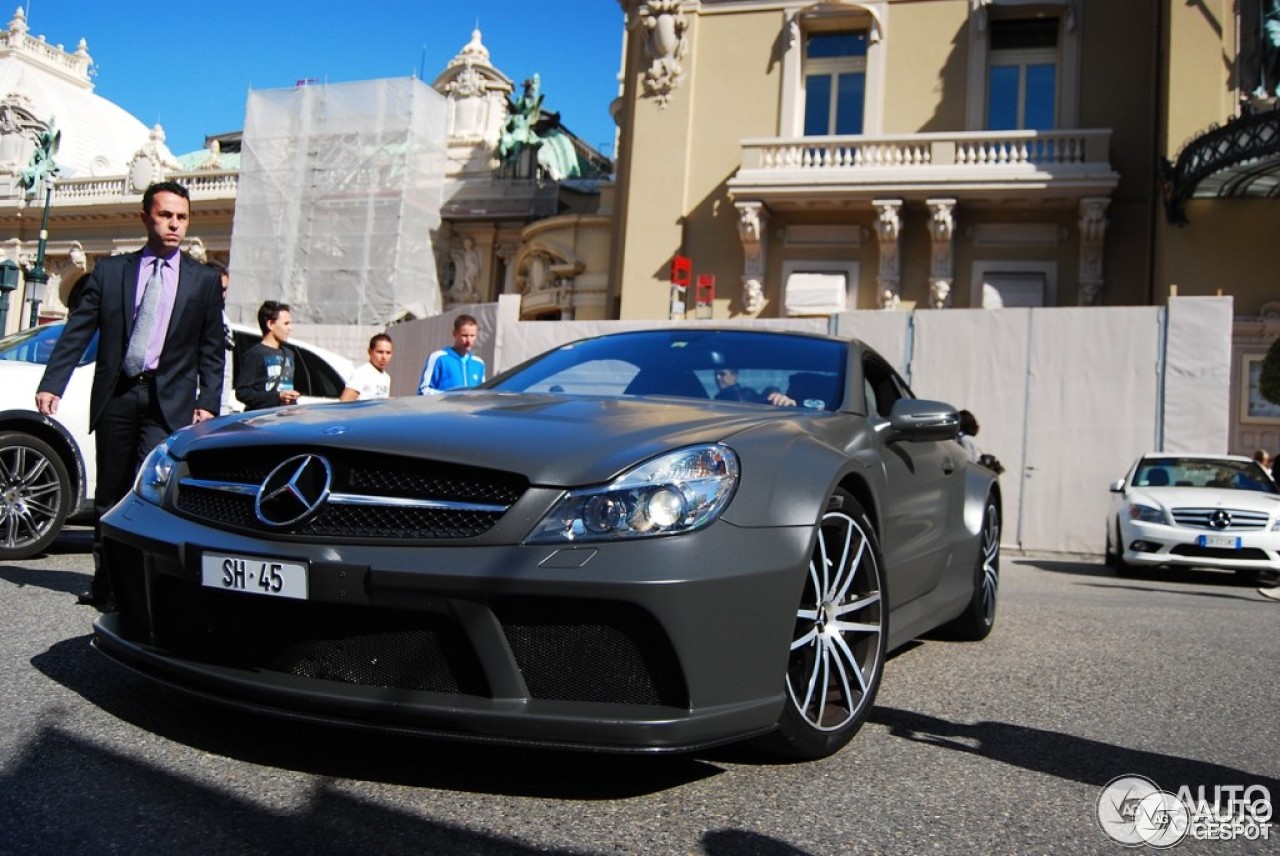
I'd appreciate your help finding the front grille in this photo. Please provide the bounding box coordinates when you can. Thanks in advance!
[493,598,688,708]
[147,575,488,695]
[1171,507,1270,530]
[118,575,689,709]
[175,446,526,540]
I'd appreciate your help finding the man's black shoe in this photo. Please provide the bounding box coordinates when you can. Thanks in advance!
[76,590,113,609]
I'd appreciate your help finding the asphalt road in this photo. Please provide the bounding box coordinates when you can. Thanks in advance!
[1,526,1276,856]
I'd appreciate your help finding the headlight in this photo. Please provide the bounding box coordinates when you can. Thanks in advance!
[134,441,177,506]
[1126,502,1165,524]
[525,444,740,544]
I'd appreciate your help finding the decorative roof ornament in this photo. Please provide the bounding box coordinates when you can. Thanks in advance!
[125,124,182,193]
[637,0,688,108]
[449,27,491,68]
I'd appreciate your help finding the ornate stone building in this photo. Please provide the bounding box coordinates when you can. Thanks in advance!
[601,0,1279,453]
[0,15,612,335]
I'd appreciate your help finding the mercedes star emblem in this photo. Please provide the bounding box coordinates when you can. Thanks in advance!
[255,454,333,527]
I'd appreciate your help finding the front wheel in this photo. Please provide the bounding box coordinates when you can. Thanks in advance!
[940,494,1000,641]
[757,489,886,760]
[0,431,71,560]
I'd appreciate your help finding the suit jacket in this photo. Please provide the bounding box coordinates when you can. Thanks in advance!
[39,250,225,433]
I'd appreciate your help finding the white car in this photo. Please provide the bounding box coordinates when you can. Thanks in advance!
[1105,454,1280,578]
[0,321,353,559]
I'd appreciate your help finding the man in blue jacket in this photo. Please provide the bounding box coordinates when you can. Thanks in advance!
[418,313,485,394]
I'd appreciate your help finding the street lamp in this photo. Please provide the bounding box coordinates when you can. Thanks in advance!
[0,258,19,334]
[17,117,60,329]
[23,174,54,327]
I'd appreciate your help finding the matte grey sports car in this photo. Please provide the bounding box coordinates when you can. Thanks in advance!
[94,328,1000,760]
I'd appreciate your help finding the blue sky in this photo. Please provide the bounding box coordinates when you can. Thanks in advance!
[23,1,624,157]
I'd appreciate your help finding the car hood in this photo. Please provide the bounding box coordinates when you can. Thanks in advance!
[1128,485,1280,512]
[171,391,809,486]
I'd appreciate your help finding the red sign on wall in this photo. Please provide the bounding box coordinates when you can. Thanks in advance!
[695,275,715,306]
[670,255,692,288]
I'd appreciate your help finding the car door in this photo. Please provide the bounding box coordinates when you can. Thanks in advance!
[863,354,960,606]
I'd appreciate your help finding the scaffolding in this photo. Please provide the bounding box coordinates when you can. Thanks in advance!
[228,78,447,326]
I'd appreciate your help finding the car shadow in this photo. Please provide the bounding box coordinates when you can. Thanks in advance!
[0,563,90,596]
[31,634,724,800]
[1018,557,1269,589]
[869,705,1279,794]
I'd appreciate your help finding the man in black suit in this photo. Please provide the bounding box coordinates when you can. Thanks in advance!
[35,181,224,607]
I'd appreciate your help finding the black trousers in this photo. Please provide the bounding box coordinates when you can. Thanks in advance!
[89,375,171,598]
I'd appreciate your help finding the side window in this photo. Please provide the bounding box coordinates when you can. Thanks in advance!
[293,346,345,399]
[862,355,906,418]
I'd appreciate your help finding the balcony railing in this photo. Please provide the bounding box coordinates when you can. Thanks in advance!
[48,169,240,204]
[732,129,1116,198]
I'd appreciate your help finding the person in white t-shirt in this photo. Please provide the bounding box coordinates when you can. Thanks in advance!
[340,333,394,401]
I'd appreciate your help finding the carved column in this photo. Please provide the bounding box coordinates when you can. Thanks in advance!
[926,198,956,309]
[735,201,768,314]
[495,242,520,294]
[872,199,903,310]
[1077,197,1109,306]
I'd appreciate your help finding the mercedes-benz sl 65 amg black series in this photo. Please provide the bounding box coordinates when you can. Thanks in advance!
[93,328,1001,760]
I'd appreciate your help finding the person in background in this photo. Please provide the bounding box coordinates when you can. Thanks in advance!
[340,333,394,401]
[958,409,982,463]
[35,181,224,608]
[713,365,795,406]
[1252,449,1272,476]
[208,260,236,415]
[236,300,299,411]
[418,313,484,394]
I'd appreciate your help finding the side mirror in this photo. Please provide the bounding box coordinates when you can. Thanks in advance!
[887,399,959,442]
[1109,479,1126,493]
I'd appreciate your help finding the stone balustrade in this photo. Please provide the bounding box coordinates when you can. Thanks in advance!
[740,129,1112,174]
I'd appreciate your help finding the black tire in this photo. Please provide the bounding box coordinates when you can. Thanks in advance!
[1107,521,1135,577]
[757,489,887,761]
[940,494,1000,641]
[0,431,71,560]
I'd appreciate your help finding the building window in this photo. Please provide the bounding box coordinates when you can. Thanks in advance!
[965,1,1080,132]
[804,31,868,136]
[779,5,885,137]
[986,17,1059,130]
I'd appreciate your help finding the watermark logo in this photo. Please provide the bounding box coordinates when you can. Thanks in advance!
[1097,776,1272,847]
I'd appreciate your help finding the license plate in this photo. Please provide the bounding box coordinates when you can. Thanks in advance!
[1198,534,1240,550]
[201,552,308,599]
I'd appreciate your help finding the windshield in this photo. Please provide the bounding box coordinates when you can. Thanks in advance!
[489,329,848,411]
[1133,458,1277,493]
[0,323,98,367]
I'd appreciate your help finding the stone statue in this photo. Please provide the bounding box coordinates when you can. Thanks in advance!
[1260,0,1280,98]
[18,116,60,198]
[498,75,544,166]
[448,237,481,302]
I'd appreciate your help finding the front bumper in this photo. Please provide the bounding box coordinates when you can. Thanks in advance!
[94,494,812,752]
[1118,518,1280,572]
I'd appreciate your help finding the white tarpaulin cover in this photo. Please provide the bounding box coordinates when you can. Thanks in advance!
[229,78,447,327]
[785,272,847,316]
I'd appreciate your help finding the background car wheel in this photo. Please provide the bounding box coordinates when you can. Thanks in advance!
[940,494,1000,641]
[758,489,887,761]
[0,431,71,560]
[1107,522,1135,577]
